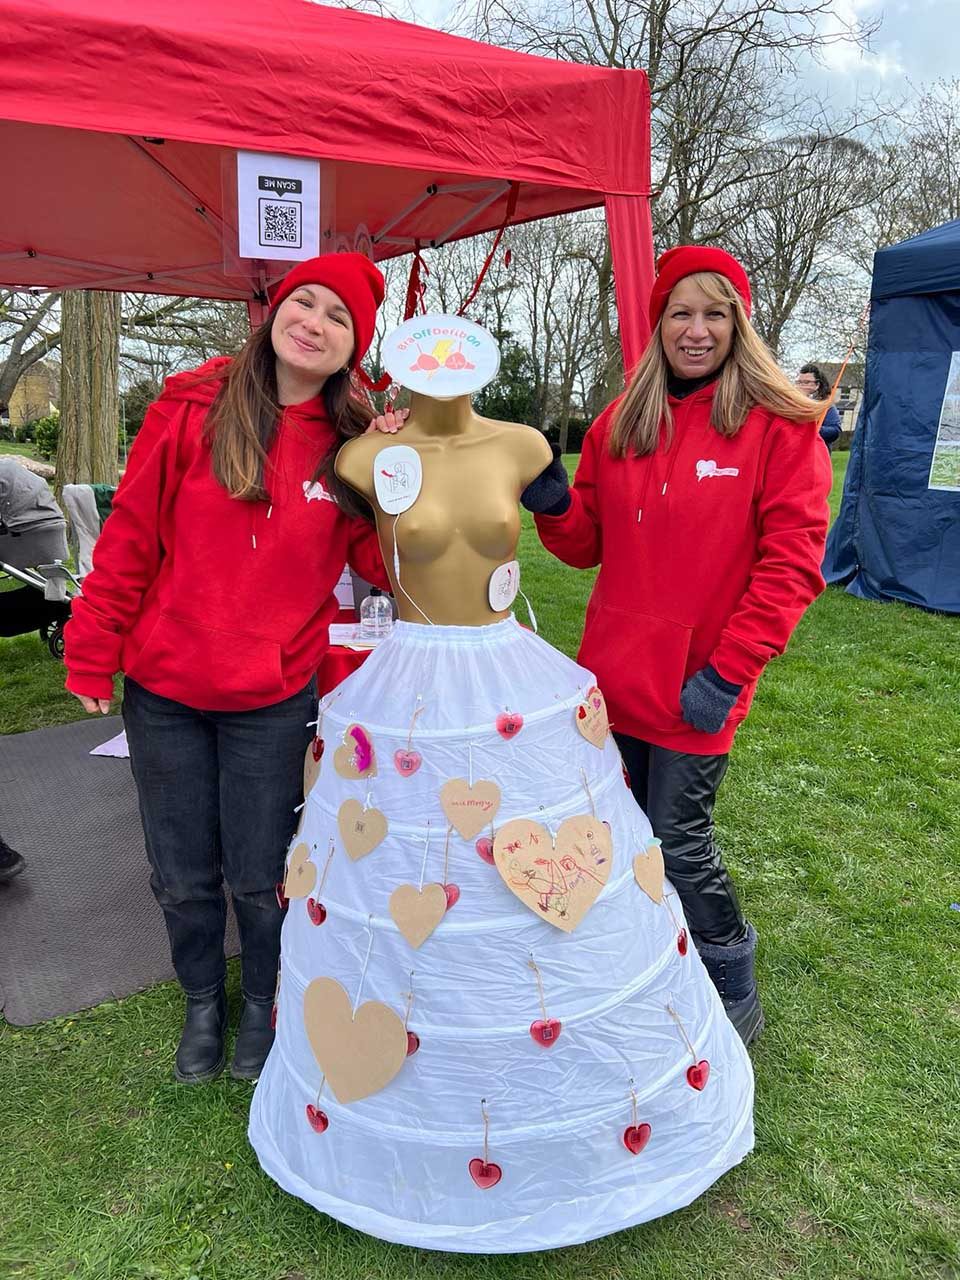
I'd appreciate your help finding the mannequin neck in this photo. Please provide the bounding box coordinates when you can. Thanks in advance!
[408,392,474,436]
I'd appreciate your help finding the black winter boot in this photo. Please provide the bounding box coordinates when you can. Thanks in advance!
[0,835,26,884]
[174,988,227,1083]
[230,999,275,1081]
[695,923,765,1047]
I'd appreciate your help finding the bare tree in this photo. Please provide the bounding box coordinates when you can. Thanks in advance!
[728,134,886,354]
[0,292,62,419]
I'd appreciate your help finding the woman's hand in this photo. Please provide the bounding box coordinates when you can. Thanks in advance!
[365,408,410,435]
[73,693,113,715]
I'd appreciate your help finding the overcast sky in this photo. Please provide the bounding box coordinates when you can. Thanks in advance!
[405,0,957,106]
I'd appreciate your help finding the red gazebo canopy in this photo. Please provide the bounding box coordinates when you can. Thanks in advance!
[0,0,654,365]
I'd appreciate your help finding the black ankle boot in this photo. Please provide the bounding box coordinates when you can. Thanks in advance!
[230,999,275,1081]
[695,923,765,1047]
[0,836,26,884]
[174,988,227,1083]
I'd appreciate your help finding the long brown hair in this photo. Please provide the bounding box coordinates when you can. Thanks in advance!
[610,271,821,458]
[202,312,374,516]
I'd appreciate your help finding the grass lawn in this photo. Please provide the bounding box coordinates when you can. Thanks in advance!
[0,440,44,462]
[2,453,959,1280]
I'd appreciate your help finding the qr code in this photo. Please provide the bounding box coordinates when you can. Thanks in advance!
[258,198,302,249]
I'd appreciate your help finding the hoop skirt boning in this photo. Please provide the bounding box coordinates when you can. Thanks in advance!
[249,617,754,1252]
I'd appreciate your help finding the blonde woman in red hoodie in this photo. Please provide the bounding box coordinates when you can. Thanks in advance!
[520,246,832,1045]
[64,255,389,1084]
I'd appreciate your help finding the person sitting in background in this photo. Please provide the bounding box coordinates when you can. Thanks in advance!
[796,364,841,449]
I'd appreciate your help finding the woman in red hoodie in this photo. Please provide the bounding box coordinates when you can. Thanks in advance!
[64,254,389,1084]
[522,246,832,1044]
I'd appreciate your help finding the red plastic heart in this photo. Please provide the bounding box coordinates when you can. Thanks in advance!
[686,1059,710,1091]
[394,748,422,777]
[270,1003,277,1030]
[307,898,327,926]
[305,1103,329,1133]
[275,882,289,910]
[443,883,460,910]
[495,711,524,740]
[677,928,688,956]
[468,1158,502,1189]
[406,1030,420,1056]
[529,1018,562,1048]
[622,1123,652,1155]
[475,836,496,865]
[311,737,324,763]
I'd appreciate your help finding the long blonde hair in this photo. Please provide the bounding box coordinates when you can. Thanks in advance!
[609,271,820,458]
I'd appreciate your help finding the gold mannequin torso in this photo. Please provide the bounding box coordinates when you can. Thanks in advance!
[335,393,552,626]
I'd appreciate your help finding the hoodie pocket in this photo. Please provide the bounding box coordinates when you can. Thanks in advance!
[579,602,693,728]
[130,611,284,704]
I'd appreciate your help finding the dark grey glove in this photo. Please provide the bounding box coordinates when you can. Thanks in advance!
[520,444,571,515]
[679,665,743,734]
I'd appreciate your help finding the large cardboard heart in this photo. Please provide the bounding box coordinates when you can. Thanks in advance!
[303,977,408,1104]
[494,813,612,932]
[337,799,388,861]
[283,842,317,900]
[575,685,609,749]
[389,882,447,949]
[334,724,377,779]
[440,778,501,841]
[633,839,665,904]
[303,740,323,796]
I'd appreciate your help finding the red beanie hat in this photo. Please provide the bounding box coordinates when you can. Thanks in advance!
[269,253,385,368]
[649,246,751,329]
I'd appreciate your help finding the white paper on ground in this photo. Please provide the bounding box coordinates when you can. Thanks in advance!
[90,729,129,758]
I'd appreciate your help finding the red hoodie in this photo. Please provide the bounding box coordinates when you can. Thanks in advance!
[535,386,832,754]
[64,358,388,711]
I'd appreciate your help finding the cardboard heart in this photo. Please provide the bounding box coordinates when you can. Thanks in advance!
[334,724,378,779]
[303,740,323,796]
[338,799,388,861]
[303,977,408,1104]
[283,843,316,900]
[389,883,447,949]
[468,1158,502,1189]
[622,1123,651,1155]
[440,778,501,840]
[632,839,665,904]
[575,685,609,749]
[493,814,611,932]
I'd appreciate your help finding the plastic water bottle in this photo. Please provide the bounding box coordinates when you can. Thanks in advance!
[359,588,393,641]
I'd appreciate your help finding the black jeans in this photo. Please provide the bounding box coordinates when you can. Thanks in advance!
[123,676,316,1002]
[614,732,747,947]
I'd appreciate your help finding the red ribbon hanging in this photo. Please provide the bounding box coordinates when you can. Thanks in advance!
[457,184,519,318]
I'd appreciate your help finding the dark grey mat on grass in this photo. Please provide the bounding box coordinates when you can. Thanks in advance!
[0,716,238,1026]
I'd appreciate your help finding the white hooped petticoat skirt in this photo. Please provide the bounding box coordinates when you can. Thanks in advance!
[249,616,754,1253]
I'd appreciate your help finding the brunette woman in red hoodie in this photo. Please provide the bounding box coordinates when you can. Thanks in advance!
[64,254,389,1084]
[521,246,832,1045]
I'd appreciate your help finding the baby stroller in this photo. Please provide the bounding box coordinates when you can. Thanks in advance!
[0,459,81,658]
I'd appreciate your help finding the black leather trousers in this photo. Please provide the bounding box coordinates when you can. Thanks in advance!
[614,732,747,947]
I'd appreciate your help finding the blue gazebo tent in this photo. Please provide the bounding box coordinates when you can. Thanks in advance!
[824,218,960,613]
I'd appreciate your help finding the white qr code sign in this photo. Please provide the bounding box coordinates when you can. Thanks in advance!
[237,151,320,262]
